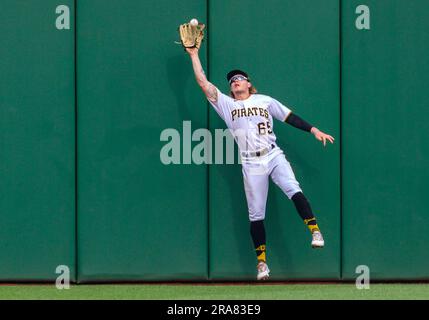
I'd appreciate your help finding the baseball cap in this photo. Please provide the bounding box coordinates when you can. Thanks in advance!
[227,69,250,84]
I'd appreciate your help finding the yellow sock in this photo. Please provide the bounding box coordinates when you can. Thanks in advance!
[308,224,320,233]
[256,244,266,263]
[304,218,320,233]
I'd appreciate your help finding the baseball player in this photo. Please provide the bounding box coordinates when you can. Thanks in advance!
[185,46,334,281]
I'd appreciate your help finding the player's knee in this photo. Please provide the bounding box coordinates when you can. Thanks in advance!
[249,211,265,222]
[285,182,302,200]
[291,190,303,200]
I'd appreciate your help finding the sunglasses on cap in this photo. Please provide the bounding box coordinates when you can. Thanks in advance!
[229,75,248,84]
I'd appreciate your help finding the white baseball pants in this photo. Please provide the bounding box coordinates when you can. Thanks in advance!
[241,150,302,222]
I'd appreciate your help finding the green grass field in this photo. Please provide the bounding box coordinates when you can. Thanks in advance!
[0,283,428,300]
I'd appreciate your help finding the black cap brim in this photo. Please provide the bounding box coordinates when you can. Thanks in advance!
[226,69,249,83]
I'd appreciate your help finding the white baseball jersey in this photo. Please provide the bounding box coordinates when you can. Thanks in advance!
[208,88,292,158]
[208,88,302,221]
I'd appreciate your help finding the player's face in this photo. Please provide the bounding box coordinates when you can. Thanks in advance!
[230,77,251,98]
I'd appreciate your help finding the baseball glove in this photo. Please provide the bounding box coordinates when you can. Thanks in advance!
[178,22,205,50]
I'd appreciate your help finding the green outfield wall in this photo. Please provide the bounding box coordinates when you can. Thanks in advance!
[76,0,209,282]
[0,1,76,281]
[0,0,427,282]
[341,0,429,280]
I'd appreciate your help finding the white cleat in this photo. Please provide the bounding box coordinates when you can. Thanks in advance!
[256,261,270,281]
[311,231,325,248]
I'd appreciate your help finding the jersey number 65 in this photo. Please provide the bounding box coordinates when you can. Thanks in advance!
[257,121,273,135]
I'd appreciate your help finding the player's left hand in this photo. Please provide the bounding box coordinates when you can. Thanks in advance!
[311,127,335,146]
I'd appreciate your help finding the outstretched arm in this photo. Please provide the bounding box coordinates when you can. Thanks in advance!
[285,113,335,146]
[285,113,313,132]
[186,47,218,102]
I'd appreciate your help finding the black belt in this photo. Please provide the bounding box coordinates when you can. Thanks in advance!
[242,144,276,158]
